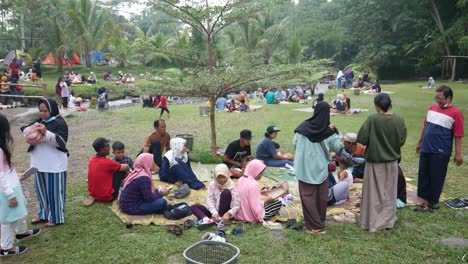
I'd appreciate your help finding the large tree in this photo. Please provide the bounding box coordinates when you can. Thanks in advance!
[149,0,292,151]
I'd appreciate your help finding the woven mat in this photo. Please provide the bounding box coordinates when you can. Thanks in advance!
[263,168,438,217]
[112,176,301,226]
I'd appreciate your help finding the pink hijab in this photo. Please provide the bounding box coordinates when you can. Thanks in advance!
[123,153,155,192]
[235,160,267,223]
[244,159,266,180]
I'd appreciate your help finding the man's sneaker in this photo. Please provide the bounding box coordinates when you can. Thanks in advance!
[15,229,41,241]
[445,198,468,209]
[0,246,28,257]
[197,219,216,230]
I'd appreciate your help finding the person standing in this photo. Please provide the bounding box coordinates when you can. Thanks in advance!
[357,93,407,233]
[415,86,464,212]
[294,102,343,234]
[21,98,69,227]
[336,68,343,90]
[33,59,42,82]
[156,95,170,120]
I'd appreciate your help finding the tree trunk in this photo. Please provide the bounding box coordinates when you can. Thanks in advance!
[430,0,453,78]
[85,47,92,68]
[209,94,217,152]
[451,58,456,81]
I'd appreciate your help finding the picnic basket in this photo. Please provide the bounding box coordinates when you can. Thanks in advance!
[183,240,240,264]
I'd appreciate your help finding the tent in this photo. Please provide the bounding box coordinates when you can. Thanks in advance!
[89,51,106,65]
[43,52,81,65]
[3,50,32,65]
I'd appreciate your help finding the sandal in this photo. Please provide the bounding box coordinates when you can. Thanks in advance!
[44,222,56,228]
[31,217,47,225]
[307,229,327,235]
[183,220,194,230]
[167,225,183,236]
[413,205,433,213]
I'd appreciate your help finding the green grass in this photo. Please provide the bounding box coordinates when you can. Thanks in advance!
[7,80,468,264]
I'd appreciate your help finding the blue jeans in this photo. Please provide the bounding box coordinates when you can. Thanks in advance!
[345,79,353,89]
[264,159,294,167]
[337,78,342,89]
[138,198,167,215]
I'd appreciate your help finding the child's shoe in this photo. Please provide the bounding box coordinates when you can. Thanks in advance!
[197,218,216,230]
[0,246,28,257]
[15,229,41,241]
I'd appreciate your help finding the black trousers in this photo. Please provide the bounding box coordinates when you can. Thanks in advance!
[417,152,450,204]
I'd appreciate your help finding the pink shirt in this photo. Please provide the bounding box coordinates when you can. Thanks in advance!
[235,176,264,223]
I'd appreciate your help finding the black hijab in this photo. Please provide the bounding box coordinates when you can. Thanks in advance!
[21,98,69,154]
[294,101,335,142]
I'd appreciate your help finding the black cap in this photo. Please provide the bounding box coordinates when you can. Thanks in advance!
[240,129,252,140]
[92,137,110,152]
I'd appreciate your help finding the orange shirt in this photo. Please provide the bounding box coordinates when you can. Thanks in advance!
[353,143,366,156]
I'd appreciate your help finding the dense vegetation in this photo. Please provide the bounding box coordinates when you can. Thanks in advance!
[0,0,466,80]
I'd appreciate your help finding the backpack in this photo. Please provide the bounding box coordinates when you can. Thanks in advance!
[97,93,107,108]
[163,202,192,220]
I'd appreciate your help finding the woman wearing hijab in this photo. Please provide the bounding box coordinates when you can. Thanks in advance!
[331,94,347,114]
[312,93,324,109]
[159,138,205,190]
[21,98,68,227]
[357,93,406,233]
[235,160,283,223]
[119,153,168,215]
[191,164,240,225]
[294,101,343,234]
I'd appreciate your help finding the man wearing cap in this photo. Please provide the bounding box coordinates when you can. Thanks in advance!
[256,125,294,167]
[224,130,253,178]
[341,132,366,183]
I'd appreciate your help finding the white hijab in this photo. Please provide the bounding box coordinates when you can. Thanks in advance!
[164,137,188,167]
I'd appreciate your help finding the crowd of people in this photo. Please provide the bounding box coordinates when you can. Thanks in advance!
[0,83,463,256]
[0,58,42,106]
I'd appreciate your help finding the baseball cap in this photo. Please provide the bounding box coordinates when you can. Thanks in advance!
[240,129,252,140]
[92,137,110,152]
[266,125,281,133]
[343,133,357,143]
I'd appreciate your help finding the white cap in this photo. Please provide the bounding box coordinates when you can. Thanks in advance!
[343,133,357,143]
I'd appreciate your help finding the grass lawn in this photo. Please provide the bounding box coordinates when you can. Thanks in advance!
[6,80,467,264]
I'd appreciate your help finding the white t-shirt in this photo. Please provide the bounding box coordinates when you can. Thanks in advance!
[30,131,68,173]
[337,70,344,79]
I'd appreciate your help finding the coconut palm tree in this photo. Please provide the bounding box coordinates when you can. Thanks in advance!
[67,0,113,68]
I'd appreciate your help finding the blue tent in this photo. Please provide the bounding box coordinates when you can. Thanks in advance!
[88,51,106,65]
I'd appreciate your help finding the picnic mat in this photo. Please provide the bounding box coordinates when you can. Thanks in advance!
[363,90,395,94]
[263,167,438,216]
[112,171,301,226]
[293,108,369,115]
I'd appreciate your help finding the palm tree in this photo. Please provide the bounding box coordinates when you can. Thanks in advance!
[108,37,131,67]
[67,0,113,68]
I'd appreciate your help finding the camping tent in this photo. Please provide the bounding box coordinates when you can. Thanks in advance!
[43,52,81,65]
[89,51,106,64]
[3,50,32,65]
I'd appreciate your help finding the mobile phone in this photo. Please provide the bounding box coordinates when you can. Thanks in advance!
[20,167,38,181]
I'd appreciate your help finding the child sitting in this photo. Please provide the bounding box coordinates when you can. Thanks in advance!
[112,141,134,200]
[84,138,130,206]
[191,164,240,229]
[239,99,249,112]
[235,160,284,223]
[227,99,236,112]
[338,159,353,187]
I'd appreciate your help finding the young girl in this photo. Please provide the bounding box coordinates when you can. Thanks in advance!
[0,113,40,256]
[60,77,69,111]
[191,164,240,228]
[338,159,353,188]
[235,159,284,224]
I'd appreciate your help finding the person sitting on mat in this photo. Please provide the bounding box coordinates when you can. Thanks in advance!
[142,119,171,168]
[235,160,284,223]
[191,164,240,228]
[85,138,130,206]
[256,125,294,167]
[119,153,169,215]
[159,138,205,190]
